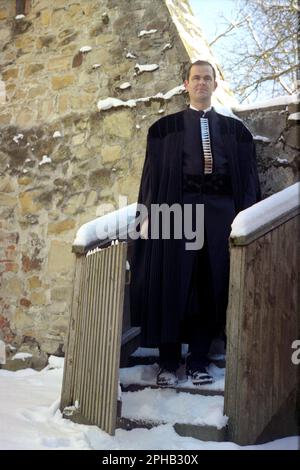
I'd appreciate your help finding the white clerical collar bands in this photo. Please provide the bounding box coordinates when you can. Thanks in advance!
[189,105,213,174]
[189,105,212,116]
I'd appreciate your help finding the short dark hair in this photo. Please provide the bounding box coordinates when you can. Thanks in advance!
[185,60,216,81]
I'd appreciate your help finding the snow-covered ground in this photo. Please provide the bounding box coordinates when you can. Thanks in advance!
[0,358,298,450]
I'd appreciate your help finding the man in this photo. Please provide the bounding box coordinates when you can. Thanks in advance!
[130,60,261,387]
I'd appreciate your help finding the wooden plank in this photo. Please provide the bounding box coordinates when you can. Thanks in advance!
[60,255,84,411]
[239,239,258,444]
[107,243,127,434]
[94,248,108,425]
[224,245,245,440]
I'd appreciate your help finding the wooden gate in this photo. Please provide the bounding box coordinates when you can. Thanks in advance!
[224,182,299,444]
[60,242,127,435]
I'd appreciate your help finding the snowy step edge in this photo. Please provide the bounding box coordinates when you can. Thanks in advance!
[121,383,224,396]
[117,417,228,442]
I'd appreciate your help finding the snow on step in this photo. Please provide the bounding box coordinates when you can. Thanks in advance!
[119,363,225,392]
[121,388,227,429]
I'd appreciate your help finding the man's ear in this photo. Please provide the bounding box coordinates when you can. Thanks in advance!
[184,80,189,90]
[214,80,218,91]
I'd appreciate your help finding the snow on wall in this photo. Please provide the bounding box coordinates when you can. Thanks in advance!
[231,182,299,239]
[73,203,137,248]
[234,93,299,112]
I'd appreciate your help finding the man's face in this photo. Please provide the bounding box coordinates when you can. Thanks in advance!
[184,64,217,103]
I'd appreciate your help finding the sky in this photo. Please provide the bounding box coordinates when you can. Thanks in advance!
[189,0,242,96]
[189,0,271,103]
[189,0,237,44]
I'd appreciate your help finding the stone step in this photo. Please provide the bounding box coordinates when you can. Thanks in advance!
[118,416,227,442]
[119,386,228,441]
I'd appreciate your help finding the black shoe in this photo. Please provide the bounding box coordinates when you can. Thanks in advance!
[156,368,178,387]
[187,366,214,386]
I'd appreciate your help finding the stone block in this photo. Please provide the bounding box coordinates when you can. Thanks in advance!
[22,254,42,273]
[1,278,22,296]
[101,144,121,163]
[285,126,300,149]
[118,175,139,203]
[3,262,18,273]
[19,191,41,215]
[86,190,98,206]
[63,193,86,215]
[0,176,15,193]
[58,94,69,113]
[30,291,47,306]
[28,86,46,99]
[16,109,36,128]
[36,34,56,49]
[2,68,18,81]
[2,356,32,371]
[18,176,33,186]
[27,276,42,289]
[52,74,75,90]
[89,168,111,189]
[48,240,74,274]
[0,194,17,207]
[20,298,31,308]
[31,352,48,371]
[71,133,86,146]
[0,26,11,45]
[102,110,134,139]
[51,286,72,302]
[24,64,44,77]
[47,219,75,235]
[15,35,35,50]
[0,8,8,20]
[0,113,12,126]
[41,9,51,27]
[47,56,72,72]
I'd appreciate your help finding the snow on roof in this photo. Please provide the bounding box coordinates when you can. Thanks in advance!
[234,93,299,112]
[231,182,299,240]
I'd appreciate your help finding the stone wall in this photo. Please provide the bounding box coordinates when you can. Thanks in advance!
[236,100,299,198]
[0,0,192,356]
[0,0,298,360]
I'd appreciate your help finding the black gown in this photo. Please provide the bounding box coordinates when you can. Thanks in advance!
[130,107,261,347]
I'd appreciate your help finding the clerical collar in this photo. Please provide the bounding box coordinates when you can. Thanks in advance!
[189,104,212,114]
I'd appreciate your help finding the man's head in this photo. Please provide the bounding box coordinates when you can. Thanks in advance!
[184,60,217,109]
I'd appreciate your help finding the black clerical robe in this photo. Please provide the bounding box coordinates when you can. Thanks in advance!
[130,108,261,347]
